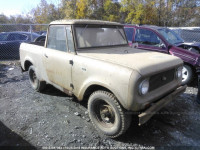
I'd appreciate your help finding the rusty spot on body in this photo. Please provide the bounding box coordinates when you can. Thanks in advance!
[63,88,73,96]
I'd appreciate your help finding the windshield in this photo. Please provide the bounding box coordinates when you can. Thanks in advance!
[157,28,184,45]
[75,25,127,49]
[0,33,9,41]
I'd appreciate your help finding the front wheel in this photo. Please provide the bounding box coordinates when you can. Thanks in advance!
[28,65,46,92]
[88,90,132,138]
[182,65,193,85]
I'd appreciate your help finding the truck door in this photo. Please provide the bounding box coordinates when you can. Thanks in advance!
[43,25,75,92]
[134,28,167,54]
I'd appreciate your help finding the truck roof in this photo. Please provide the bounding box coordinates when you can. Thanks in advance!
[50,19,122,26]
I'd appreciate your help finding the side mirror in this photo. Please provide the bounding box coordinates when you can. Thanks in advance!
[132,42,138,48]
[159,42,166,49]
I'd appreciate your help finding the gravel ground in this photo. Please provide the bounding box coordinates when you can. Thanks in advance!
[0,61,200,150]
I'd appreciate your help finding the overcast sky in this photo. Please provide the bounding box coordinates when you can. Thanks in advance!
[0,0,60,17]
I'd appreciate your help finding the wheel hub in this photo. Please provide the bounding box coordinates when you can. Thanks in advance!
[100,104,115,124]
[182,67,188,82]
[30,69,37,86]
[32,72,37,83]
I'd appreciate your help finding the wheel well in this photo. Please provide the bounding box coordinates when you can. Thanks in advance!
[83,85,113,100]
[24,61,33,71]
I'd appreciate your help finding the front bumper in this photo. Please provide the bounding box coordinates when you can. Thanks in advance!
[138,85,187,126]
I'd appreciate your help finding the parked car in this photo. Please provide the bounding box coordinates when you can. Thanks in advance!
[0,31,41,59]
[124,25,200,85]
[20,19,186,138]
[34,35,46,42]
[35,31,47,36]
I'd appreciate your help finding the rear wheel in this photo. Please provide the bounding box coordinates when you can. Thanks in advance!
[28,65,46,92]
[88,90,132,138]
[182,65,193,85]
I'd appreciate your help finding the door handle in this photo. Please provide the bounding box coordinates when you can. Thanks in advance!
[44,53,48,58]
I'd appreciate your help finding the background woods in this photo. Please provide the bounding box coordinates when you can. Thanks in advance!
[0,0,200,26]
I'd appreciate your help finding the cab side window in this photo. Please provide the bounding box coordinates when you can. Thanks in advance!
[47,25,67,52]
[135,29,161,46]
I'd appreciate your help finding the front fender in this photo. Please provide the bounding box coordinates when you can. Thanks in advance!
[23,57,35,70]
[77,80,128,109]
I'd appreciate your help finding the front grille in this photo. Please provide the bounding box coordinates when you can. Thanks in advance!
[149,69,175,92]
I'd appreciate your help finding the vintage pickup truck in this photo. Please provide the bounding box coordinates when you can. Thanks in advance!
[20,20,186,138]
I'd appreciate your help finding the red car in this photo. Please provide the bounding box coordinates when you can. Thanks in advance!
[124,25,200,85]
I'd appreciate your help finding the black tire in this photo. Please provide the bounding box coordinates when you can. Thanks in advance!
[182,65,193,85]
[28,65,46,92]
[88,90,132,138]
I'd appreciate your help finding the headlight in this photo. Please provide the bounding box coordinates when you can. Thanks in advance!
[176,67,182,78]
[139,79,149,95]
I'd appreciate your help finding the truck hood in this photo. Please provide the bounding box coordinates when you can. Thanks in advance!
[77,46,183,75]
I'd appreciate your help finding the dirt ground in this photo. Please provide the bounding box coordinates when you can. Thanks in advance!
[0,61,200,150]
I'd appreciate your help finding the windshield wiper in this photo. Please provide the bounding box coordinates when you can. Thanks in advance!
[116,26,126,40]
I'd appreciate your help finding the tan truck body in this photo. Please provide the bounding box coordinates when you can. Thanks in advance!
[20,44,183,109]
[20,20,186,136]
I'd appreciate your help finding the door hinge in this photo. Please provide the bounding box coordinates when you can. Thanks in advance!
[69,60,73,65]
[70,83,74,89]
